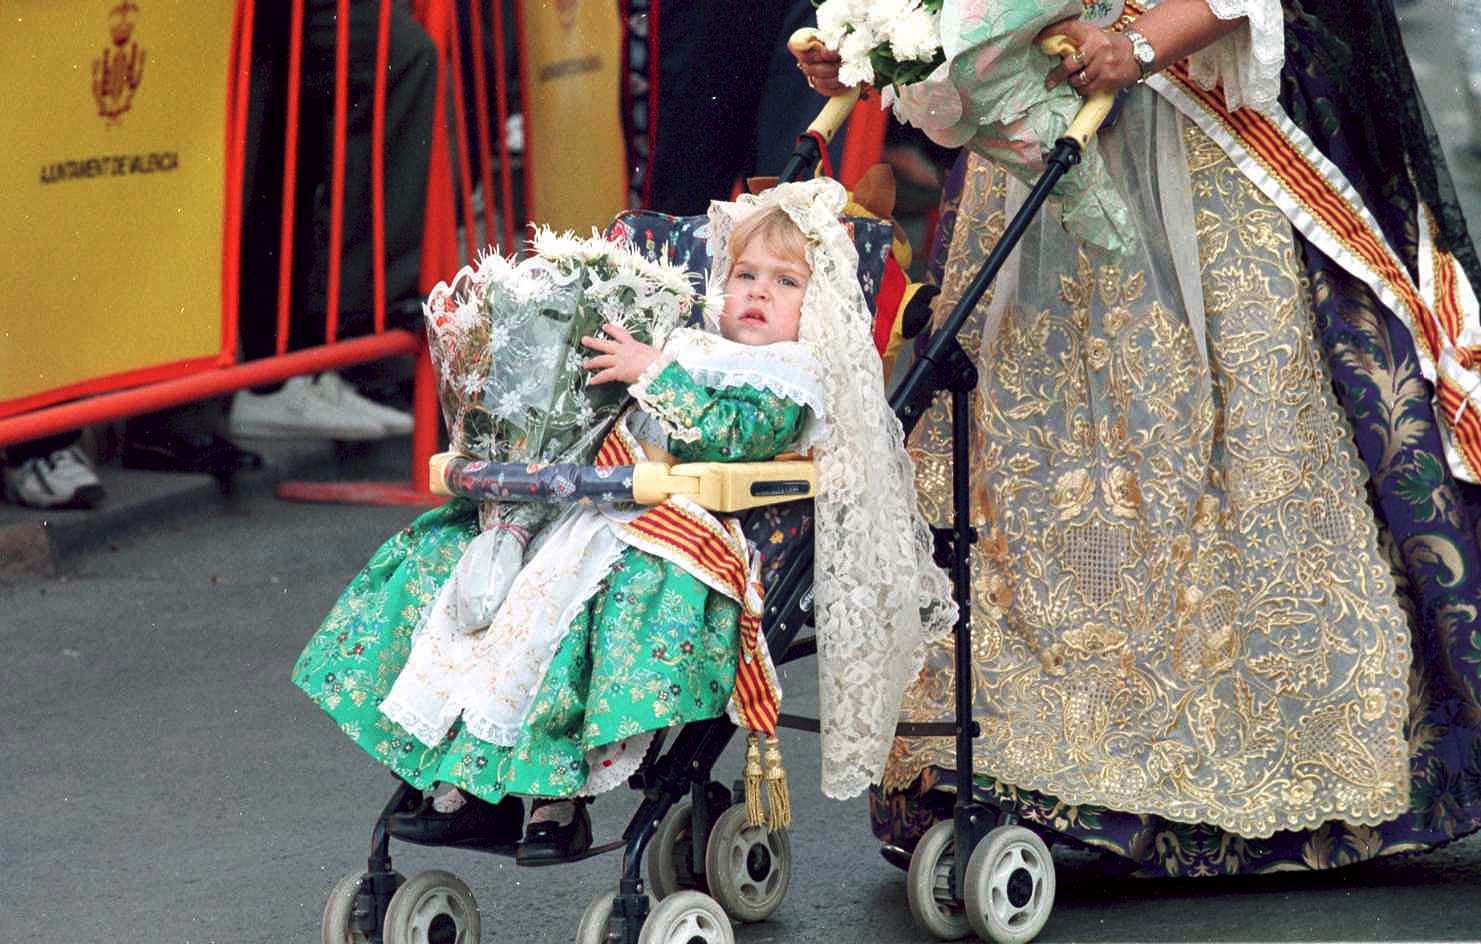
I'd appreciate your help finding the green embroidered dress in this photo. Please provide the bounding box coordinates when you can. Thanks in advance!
[293,362,807,802]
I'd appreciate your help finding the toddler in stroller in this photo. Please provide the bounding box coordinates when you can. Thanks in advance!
[294,177,954,943]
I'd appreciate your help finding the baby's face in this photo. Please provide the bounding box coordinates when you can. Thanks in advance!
[719,244,809,346]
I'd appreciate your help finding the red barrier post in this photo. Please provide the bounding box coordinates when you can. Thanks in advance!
[372,0,392,335]
[276,0,306,356]
[491,0,517,249]
[325,0,352,344]
[446,0,480,264]
[467,0,498,249]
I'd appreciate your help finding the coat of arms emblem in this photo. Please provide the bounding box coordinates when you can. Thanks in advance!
[93,1,146,125]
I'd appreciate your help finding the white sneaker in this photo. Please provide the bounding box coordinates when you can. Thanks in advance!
[2,447,104,509]
[228,376,386,441]
[310,372,415,437]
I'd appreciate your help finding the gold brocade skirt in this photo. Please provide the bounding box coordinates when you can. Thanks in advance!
[889,101,1412,839]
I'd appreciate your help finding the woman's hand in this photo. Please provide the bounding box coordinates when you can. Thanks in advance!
[791,42,850,97]
[581,323,660,385]
[1036,18,1140,96]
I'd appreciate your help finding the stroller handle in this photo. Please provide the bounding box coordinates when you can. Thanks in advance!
[1039,35,1117,149]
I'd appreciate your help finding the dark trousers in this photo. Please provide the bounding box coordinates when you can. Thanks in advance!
[238,0,438,361]
[643,0,833,216]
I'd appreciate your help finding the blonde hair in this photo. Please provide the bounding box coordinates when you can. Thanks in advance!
[728,206,810,272]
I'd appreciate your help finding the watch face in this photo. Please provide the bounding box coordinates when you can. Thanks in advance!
[1081,0,1125,28]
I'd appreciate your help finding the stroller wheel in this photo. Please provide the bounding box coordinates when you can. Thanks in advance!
[702,804,791,923]
[637,890,734,944]
[649,800,706,899]
[576,889,655,944]
[963,826,1056,944]
[906,820,971,940]
[322,869,402,944]
[382,869,480,944]
[575,892,616,944]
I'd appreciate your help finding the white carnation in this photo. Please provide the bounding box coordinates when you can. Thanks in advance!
[814,0,852,47]
[837,26,879,87]
[863,0,915,33]
[887,8,940,63]
[838,55,876,89]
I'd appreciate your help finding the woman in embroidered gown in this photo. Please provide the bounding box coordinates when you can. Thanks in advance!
[294,178,955,860]
[803,0,1481,874]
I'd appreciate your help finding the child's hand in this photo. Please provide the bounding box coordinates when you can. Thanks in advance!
[581,323,660,385]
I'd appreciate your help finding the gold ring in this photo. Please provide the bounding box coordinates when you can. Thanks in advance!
[1072,71,1089,86]
[1071,48,1087,68]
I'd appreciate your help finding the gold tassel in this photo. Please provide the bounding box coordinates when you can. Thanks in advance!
[763,735,792,831]
[743,732,766,828]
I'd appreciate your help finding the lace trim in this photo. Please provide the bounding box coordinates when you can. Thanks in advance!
[629,327,829,450]
[1178,0,1284,113]
[461,522,629,746]
[577,733,656,797]
[705,179,958,799]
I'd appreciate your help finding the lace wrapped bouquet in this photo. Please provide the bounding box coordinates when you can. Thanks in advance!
[817,0,1136,254]
[420,232,695,634]
[425,229,694,470]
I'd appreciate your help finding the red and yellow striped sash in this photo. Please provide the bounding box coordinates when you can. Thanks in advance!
[1119,1,1481,480]
[618,498,779,735]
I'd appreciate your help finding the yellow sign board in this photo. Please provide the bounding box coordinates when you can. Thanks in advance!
[0,0,233,412]
[520,0,627,233]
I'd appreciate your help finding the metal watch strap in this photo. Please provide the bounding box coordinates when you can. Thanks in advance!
[1124,28,1157,82]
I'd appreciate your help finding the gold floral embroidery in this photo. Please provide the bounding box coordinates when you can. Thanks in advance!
[889,126,1411,838]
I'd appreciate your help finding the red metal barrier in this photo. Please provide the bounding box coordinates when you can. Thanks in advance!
[0,0,524,513]
[276,0,522,505]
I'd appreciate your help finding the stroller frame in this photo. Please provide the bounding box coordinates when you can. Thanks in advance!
[329,109,1104,944]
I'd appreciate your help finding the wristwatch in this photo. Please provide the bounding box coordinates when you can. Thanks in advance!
[1123,28,1158,82]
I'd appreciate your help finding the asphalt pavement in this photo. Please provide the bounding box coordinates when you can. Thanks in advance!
[3,481,1481,944]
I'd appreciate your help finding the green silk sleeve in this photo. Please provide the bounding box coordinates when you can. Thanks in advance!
[642,362,807,463]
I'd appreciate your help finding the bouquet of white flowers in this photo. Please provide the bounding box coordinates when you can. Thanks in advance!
[813,0,1135,254]
[812,0,945,90]
[422,232,694,634]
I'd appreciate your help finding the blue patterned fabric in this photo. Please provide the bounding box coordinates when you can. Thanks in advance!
[605,209,895,316]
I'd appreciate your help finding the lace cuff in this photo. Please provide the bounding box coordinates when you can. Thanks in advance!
[629,327,829,448]
[628,360,707,444]
[1183,0,1284,113]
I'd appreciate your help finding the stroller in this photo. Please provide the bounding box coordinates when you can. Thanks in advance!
[314,53,1115,944]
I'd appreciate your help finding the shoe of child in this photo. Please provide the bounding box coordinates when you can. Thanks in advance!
[516,799,593,866]
[387,793,524,854]
[2,447,105,510]
[227,376,385,441]
[309,371,415,436]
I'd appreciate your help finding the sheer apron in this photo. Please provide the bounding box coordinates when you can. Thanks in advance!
[888,95,1411,838]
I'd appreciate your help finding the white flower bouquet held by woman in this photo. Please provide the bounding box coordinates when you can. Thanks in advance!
[812,0,1136,254]
[812,0,946,89]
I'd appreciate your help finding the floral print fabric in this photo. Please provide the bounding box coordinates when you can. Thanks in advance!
[294,378,806,802]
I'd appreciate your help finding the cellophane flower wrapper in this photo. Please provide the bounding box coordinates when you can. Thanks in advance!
[889,0,1137,254]
[420,230,695,632]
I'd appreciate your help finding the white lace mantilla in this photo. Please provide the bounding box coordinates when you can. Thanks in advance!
[630,326,829,452]
[704,179,958,799]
